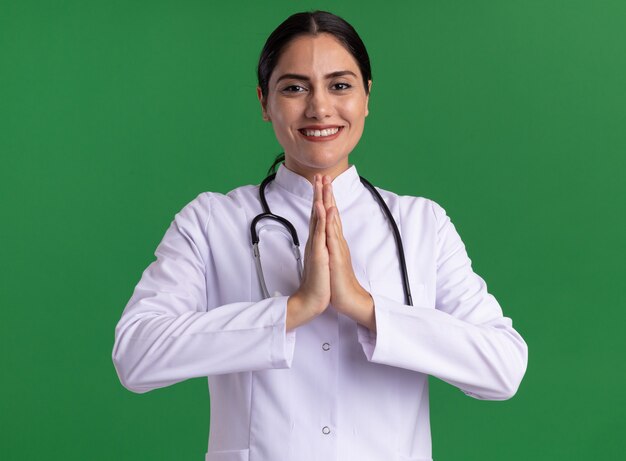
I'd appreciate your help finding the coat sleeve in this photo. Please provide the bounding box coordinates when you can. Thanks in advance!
[356,199,528,400]
[112,193,296,394]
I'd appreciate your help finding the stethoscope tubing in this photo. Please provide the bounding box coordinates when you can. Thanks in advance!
[358,176,413,306]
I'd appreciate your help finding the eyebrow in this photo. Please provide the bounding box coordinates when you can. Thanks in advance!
[275,70,358,84]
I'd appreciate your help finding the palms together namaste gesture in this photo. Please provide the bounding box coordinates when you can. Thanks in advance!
[286,174,376,333]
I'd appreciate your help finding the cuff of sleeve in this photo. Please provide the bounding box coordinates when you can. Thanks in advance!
[357,293,391,362]
[270,296,296,369]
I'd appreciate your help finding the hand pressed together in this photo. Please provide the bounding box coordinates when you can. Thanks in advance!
[287,174,376,333]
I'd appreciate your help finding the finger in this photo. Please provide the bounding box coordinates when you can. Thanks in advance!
[324,185,334,213]
[315,175,328,237]
[324,178,343,233]
[305,201,316,254]
[307,175,318,238]
[333,202,343,234]
[326,193,343,235]
[313,174,321,200]
[325,207,341,254]
[310,174,318,216]
[320,175,336,209]
[314,174,324,214]
[305,175,323,261]
[313,201,327,253]
[315,200,326,226]
[304,199,326,272]
[322,175,333,211]
[333,208,343,237]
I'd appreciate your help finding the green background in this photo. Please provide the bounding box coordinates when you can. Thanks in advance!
[1,0,625,459]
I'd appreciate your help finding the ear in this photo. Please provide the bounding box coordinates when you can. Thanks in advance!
[365,80,372,117]
[257,86,271,121]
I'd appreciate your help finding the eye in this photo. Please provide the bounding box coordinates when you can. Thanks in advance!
[281,84,307,93]
[332,82,352,91]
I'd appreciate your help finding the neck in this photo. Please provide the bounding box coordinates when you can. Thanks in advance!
[283,159,351,184]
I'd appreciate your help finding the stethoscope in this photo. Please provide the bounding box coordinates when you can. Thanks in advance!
[250,172,413,306]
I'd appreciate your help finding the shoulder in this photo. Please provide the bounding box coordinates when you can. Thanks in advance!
[371,186,462,261]
[372,184,448,226]
[172,183,260,229]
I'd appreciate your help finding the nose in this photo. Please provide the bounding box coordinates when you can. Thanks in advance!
[305,90,333,120]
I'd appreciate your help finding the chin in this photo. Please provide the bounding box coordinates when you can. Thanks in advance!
[283,142,354,174]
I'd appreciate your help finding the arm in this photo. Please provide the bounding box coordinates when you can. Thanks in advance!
[357,200,528,400]
[111,193,296,394]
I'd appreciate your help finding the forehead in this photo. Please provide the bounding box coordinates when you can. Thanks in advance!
[272,33,362,79]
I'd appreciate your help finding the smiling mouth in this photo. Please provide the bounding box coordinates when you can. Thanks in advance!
[299,127,342,138]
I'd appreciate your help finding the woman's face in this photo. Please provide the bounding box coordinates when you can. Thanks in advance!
[258,33,371,181]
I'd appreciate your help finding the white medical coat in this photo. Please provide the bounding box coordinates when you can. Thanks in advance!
[112,164,528,461]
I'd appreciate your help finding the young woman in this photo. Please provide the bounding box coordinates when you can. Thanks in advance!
[113,11,528,461]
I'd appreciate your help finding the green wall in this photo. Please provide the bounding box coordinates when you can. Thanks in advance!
[1,1,624,459]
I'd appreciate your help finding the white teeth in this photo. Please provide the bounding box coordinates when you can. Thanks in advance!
[302,127,340,137]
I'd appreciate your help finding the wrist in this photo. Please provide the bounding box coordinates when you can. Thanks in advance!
[356,289,376,333]
[288,292,325,324]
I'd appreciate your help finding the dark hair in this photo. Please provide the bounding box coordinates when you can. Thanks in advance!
[258,11,372,175]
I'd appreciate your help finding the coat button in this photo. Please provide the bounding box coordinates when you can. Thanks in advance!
[322,426,331,435]
[322,342,330,351]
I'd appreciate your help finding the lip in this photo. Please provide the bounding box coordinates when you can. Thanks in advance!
[298,125,344,142]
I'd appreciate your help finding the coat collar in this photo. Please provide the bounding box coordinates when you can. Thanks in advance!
[273,164,364,205]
